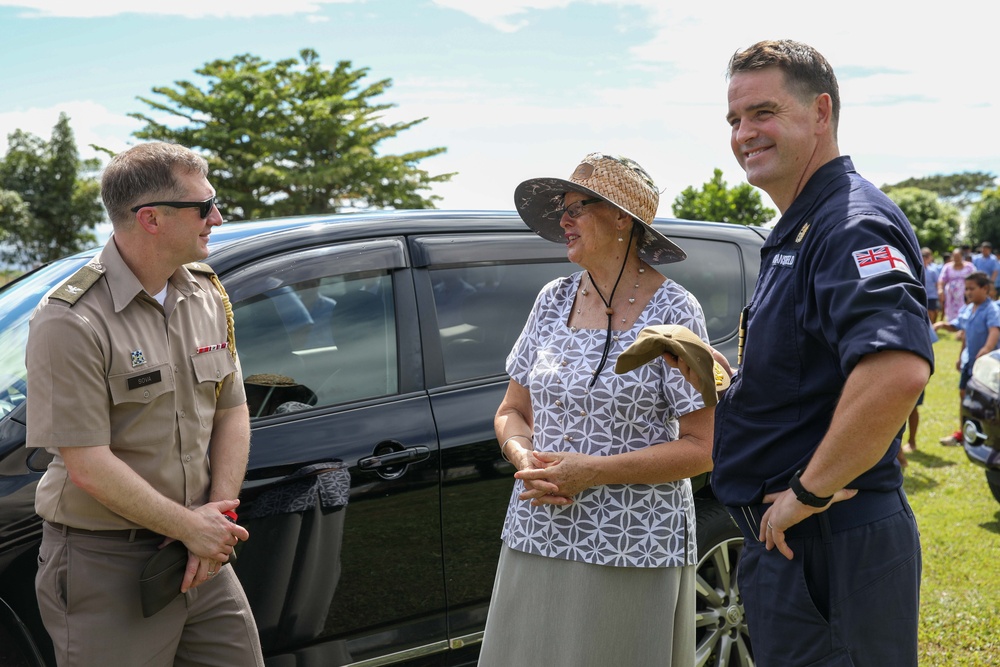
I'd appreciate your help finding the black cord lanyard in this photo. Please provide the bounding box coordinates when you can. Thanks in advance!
[585,225,637,388]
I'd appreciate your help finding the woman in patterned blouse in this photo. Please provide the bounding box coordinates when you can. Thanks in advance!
[478,154,714,667]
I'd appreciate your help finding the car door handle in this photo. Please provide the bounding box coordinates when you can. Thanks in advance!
[358,446,430,470]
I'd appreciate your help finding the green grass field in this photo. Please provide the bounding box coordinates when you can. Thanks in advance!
[905,332,1000,665]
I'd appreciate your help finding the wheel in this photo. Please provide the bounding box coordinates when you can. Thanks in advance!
[987,474,1000,505]
[694,498,754,667]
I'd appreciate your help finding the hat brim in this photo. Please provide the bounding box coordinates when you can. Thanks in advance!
[514,177,687,265]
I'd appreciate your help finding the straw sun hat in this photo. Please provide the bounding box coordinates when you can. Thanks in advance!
[513,152,686,264]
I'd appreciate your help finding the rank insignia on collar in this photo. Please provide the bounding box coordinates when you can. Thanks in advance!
[131,349,146,367]
[795,222,810,244]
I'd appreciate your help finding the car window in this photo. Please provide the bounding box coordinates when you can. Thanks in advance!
[433,262,573,383]
[223,239,406,418]
[0,256,90,417]
[234,271,397,417]
[658,237,745,343]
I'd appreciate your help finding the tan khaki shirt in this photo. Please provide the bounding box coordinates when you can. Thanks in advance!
[27,237,245,530]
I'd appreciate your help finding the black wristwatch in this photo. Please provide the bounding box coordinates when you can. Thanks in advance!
[788,469,833,508]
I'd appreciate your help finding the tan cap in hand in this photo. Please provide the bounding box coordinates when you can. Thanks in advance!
[614,324,731,406]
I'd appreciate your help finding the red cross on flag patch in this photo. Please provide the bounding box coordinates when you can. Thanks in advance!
[852,245,912,278]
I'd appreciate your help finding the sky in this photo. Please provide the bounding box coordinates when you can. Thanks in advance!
[0,0,995,223]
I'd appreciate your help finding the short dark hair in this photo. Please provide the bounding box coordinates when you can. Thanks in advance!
[727,40,840,136]
[101,142,209,228]
[967,271,991,288]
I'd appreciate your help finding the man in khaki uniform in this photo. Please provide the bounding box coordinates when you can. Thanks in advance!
[26,142,264,665]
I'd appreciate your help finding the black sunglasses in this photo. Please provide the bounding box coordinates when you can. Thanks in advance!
[131,196,219,219]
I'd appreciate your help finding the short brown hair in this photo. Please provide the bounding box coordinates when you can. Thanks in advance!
[967,271,991,288]
[727,40,841,136]
[101,142,208,227]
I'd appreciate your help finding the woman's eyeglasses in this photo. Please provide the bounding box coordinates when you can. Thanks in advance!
[560,198,601,219]
[131,196,219,219]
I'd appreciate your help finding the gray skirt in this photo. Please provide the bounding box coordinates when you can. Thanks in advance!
[477,545,695,667]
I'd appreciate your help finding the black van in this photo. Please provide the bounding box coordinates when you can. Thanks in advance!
[0,210,766,666]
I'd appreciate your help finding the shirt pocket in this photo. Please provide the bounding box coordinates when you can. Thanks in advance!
[731,286,802,423]
[190,349,238,427]
[190,348,238,385]
[108,363,174,406]
[107,364,176,448]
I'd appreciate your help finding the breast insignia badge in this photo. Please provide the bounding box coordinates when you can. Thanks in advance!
[131,349,147,367]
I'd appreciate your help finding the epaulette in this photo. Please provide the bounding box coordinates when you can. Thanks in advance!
[184,261,217,276]
[49,262,106,305]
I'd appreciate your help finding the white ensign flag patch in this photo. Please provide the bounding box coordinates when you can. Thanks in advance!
[852,245,913,278]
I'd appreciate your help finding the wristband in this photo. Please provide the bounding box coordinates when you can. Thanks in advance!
[788,469,833,508]
[500,435,532,463]
[222,510,238,523]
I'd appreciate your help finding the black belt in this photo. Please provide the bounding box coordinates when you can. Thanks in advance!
[45,521,162,542]
[726,487,909,542]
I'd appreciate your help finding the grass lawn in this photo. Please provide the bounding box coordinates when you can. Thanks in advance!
[905,331,1000,665]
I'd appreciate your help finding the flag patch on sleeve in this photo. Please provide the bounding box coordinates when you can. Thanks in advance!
[852,245,913,278]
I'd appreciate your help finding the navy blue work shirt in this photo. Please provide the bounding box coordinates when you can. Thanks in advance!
[712,156,935,507]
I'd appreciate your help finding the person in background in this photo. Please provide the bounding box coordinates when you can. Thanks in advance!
[938,248,974,322]
[900,323,939,464]
[972,241,1000,297]
[717,39,932,667]
[921,247,942,323]
[479,153,713,667]
[26,142,263,666]
[934,271,1000,446]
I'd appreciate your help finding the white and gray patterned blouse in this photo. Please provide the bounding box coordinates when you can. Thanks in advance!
[502,270,708,568]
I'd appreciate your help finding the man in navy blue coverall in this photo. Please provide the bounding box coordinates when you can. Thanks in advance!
[715,40,934,666]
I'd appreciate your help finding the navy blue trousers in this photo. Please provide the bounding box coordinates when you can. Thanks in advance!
[728,489,920,667]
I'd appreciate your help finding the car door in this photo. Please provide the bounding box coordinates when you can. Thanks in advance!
[410,231,573,647]
[221,238,447,666]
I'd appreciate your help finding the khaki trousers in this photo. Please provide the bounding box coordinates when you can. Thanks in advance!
[36,522,263,667]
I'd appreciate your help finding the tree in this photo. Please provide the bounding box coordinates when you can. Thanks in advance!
[671,169,775,226]
[883,172,996,211]
[128,49,454,221]
[0,114,102,268]
[967,188,1000,248]
[883,187,961,253]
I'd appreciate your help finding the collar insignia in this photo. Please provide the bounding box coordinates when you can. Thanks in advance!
[795,222,810,244]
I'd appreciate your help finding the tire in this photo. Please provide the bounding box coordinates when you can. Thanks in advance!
[693,498,754,667]
[987,474,1000,505]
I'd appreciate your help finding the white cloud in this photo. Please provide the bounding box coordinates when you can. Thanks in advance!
[409,0,999,212]
[431,0,572,32]
[2,0,992,222]
[0,101,139,162]
[0,0,358,19]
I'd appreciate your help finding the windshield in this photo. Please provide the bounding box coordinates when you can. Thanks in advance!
[0,257,91,418]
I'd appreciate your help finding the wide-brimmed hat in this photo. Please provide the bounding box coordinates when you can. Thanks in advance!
[513,152,686,265]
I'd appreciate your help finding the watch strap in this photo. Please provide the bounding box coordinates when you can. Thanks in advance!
[788,469,833,508]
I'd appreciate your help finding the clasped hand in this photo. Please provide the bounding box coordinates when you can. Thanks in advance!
[171,499,249,592]
[513,451,596,506]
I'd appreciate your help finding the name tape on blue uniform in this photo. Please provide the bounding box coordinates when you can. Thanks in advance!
[852,245,912,279]
[772,253,796,267]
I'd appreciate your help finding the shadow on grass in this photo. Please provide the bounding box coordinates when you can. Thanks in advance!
[903,470,939,494]
[907,449,956,469]
[979,510,1000,535]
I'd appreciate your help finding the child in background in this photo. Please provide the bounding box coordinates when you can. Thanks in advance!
[934,271,1000,446]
